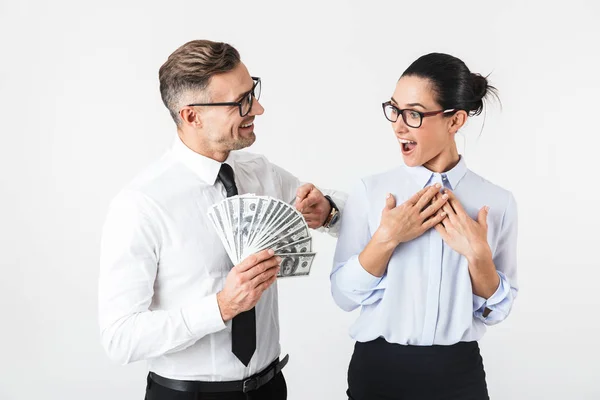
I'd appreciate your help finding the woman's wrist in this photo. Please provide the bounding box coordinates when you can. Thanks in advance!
[373,228,401,251]
[466,242,492,267]
[468,250,500,299]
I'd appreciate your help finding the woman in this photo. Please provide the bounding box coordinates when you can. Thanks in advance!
[331,53,518,400]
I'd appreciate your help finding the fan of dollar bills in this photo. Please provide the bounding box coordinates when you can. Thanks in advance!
[207,194,315,277]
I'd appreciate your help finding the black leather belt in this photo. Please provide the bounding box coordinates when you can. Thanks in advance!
[148,354,289,393]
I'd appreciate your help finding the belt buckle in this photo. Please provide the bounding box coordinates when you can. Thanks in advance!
[242,377,258,393]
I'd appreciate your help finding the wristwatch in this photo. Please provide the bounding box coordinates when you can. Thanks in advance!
[323,195,340,229]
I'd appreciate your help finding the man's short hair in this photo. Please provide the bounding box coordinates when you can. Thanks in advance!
[159,40,240,125]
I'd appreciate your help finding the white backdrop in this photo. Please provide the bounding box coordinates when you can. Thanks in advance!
[1,1,599,399]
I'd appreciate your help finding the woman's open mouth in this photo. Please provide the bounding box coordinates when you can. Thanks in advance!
[399,138,417,155]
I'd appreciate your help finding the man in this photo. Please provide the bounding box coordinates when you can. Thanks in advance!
[98,40,345,400]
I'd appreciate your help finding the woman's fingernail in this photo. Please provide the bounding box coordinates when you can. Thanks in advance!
[442,194,448,199]
[268,249,275,255]
[435,183,441,188]
[485,206,490,212]
[386,193,391,199]
[276,257,282,263]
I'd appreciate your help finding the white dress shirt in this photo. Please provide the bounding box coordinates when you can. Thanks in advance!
[331,156,518,346]
[98,136,346,381]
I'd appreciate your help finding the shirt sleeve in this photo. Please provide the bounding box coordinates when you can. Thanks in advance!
[330,180,387,311]
[269,161,348,237]
[473,193,519,325]
[98,190,227,365]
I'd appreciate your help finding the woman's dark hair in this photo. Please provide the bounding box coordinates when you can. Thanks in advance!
[401,53,498,116]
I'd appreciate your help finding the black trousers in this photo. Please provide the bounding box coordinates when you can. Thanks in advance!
[145,372,287,400]
[347,338,489,400]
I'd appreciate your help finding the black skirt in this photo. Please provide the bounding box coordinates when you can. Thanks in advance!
[347,338,489,400]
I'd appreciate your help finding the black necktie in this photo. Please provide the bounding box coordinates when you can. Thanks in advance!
[218,163,256,366]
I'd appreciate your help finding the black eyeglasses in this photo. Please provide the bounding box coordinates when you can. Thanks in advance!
[382,101,456,128]
[186,77,261,117]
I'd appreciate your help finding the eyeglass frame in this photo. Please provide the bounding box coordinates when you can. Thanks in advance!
[185,77,261,117]
[381,101,457,128]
